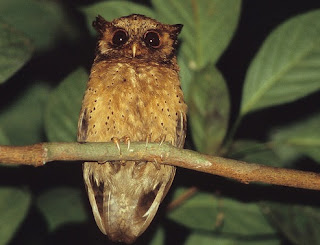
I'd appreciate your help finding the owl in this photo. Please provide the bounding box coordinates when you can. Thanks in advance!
[77,14,187,244]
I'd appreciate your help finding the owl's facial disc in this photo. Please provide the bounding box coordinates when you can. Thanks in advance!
[95,14,183,66]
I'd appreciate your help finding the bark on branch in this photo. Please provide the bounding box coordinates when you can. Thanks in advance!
[0,142,319,191]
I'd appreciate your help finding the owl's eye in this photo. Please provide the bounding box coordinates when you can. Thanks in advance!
[112,30,128,46]
[144,31,161,48]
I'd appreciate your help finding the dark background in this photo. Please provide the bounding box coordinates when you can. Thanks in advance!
[2,1,320,244]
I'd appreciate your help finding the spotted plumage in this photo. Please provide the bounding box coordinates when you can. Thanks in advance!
[78,14,186,244]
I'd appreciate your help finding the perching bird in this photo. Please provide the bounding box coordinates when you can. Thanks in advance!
[77,14,187,244]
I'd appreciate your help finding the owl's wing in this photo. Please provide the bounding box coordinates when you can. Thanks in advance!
[77,108,88,142]
[175,111,187,148]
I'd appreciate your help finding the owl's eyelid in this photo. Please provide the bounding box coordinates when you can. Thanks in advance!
[112,27,127,33]
[144,29,162,37]
[111,28,129,38]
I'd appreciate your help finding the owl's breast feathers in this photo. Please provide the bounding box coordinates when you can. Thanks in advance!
[78,60,187,243]
[78,59,187,145]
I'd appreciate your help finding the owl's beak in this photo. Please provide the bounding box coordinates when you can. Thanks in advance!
[132,43,137,58]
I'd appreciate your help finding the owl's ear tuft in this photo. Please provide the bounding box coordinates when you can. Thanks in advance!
[168,24,183,42]
[93,15,111,35]
[170,24,183,36]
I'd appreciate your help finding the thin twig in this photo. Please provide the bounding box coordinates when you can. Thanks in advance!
[0,142,319,191]
[167,187,198,211]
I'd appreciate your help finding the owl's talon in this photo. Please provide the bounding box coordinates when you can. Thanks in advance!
[145,134,151,149]
[159,135,166,146]
[127,139,131,151]
[111,137,121,155]
[123,136,131,151]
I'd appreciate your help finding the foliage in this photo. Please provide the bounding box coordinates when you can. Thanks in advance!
[0,0,319,244]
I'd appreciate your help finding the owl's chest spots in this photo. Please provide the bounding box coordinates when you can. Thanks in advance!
[80,62,186,142]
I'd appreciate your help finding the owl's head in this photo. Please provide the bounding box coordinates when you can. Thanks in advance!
[93,14,183,66]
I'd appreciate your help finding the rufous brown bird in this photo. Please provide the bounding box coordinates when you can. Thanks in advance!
[77,14,187,244]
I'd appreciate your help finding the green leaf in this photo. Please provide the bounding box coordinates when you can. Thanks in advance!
[0,187,31,245]
[36,187,88,231]
[168,188,276,236]
[0,82,50,145]
[168,189,217,231]
[229,140,288,168]
[241,10,320,116]
[262,202,320,245]
[45,68,88,142]
[0,0,80,52]
[270,113,320,163]
[178,53,194,103]
[186,233,234,245]
[150,226,165,245]
[0,20,33,84]
[81,1,155,35]
[185,232,280,245]
[0,128,9,145]
[189,66,230,154]
[153,0,241,70]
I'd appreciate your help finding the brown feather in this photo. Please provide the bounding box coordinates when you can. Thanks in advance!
[78,14,186,244]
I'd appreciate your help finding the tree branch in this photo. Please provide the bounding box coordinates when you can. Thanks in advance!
[0,142,319,191]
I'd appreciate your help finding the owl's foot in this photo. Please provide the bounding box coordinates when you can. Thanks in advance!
[111,137,121,155]
[111,136,131,155]
[123,136,131,151]
[145,134,151,149]
[159,135,166,146]
[98,137,123,163]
